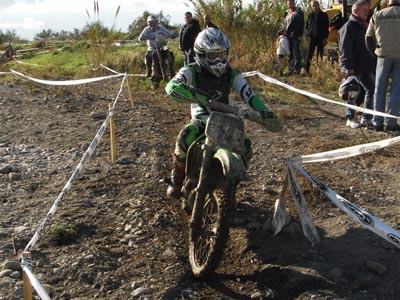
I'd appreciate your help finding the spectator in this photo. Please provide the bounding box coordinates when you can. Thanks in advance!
[179,12,201,65]
[339,0,375,129]
[275,29,290,76]
[365,0,400,132]
[138,15,177,89]
[282,0,304,74]
[3,43,15,59]
[203,14,218,29]
[304,1,329,74]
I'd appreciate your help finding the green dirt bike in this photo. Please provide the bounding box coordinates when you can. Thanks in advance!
[179,89,282,279]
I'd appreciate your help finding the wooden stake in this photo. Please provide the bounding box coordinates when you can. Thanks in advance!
[125,77,134,108]
[109,104,117,163]
[22,252,33,300]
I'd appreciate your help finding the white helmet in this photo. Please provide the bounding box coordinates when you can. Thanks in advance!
[194,28,231,77]
[147,15,158,27]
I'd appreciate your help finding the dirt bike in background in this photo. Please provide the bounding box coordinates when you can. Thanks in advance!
[178,88,283,279]
[153,34,177,82]
[0,43,16,62]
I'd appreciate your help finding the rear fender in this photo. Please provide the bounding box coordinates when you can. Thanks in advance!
[213,149,247,182]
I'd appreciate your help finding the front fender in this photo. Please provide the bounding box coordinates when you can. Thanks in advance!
[214,149,247,182]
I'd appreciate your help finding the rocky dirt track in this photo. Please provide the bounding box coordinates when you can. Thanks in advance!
[0,75,399,300]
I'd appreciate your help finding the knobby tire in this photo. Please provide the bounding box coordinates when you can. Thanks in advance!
[188,174,236,279]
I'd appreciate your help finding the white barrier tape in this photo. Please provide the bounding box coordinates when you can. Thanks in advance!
[24,74,128,251]
[12,57,39,66]
[243,71,259,77]
[287,163,320,245]
[100,64,121,75]
[255,71,399,121]
[10,69,124,86]
[292,162,400,249]
[0,71,12,75]
[100,64,146,77]
[295,135,400,164]
[21,258,51,300]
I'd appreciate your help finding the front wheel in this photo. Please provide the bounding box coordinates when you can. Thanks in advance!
[188,173,236,279]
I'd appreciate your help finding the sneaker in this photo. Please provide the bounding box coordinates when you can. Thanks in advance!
[360,117,372,127]
[346,118,360,129]
[384,124,400,132]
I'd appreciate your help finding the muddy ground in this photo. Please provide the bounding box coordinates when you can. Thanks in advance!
[0,74,399,300]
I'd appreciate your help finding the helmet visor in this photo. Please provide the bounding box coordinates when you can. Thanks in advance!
[205,49,228,61]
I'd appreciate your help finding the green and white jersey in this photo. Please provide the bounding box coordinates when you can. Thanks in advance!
[165,63,267,120]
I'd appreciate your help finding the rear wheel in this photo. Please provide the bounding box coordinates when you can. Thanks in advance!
[188,167,236,279]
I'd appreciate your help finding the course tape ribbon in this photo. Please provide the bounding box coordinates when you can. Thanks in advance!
[21,258,51,300]
[100,64,147,77]
[296,135,400,163]
[10,69,124,86]
[244,71,399,121]
[24,74,128,251]
[12,57,39,66]
[292,162,400,249]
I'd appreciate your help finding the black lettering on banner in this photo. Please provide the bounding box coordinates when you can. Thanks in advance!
[302,168,328,191]
[339,198,374,226]
[387,234,400,246]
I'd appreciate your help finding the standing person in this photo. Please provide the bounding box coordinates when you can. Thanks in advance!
[365,0,400,132]
[338,1,375,129]
[275,29,290,76]
[304,1,329,74]
[138,15,177,90]
[203,14,218,29]
[165,28,281,199]
[282,0,304,75]
[179,12,201,66]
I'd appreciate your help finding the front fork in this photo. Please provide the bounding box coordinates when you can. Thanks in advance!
[190,144,214,241]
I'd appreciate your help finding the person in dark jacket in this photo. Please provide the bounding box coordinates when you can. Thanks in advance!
[179,12,201,65]
[203,14,218,29]
[282,0,305,74]
[339,0,375,129]
[304,1,329,74]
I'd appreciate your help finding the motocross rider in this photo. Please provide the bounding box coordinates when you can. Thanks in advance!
[165,27,281,199]
[138,15,178,89]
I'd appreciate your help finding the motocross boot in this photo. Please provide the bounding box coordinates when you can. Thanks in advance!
[166,155,185,199]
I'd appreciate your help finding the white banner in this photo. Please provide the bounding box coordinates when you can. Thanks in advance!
[296,135,400,163]
[10,69,124,86]
[293,162,400,249]
[246,71,400,121]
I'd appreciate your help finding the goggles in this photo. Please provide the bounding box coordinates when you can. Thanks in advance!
[205,49,228,61]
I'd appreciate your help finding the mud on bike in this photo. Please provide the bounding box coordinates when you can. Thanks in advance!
[177,88,282,279]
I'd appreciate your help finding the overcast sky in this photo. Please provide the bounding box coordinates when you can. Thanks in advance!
[0,0,196,40]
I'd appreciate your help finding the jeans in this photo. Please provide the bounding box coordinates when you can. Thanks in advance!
[289,38,302,73]
[372,57,400,127]
[305,37,324,72]
[346,73,374,120]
